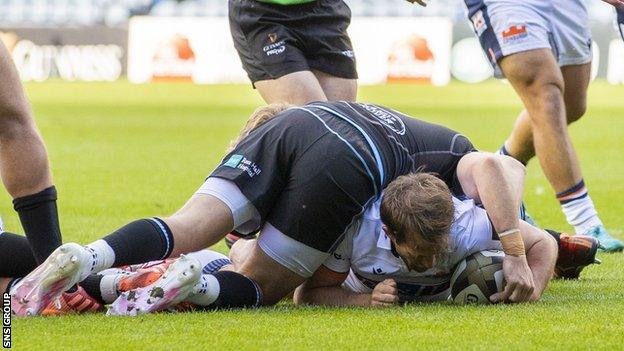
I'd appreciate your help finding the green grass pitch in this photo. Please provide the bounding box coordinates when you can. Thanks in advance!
[3,81,623,350]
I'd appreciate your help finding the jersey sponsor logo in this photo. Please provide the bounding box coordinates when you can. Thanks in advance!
[224,154,243,168]
[263,40,286,57]
[501,25,528,44]
[471,10,487,37]
[223,154,262,177]
[372,267,385,275]
[361,104,406,135]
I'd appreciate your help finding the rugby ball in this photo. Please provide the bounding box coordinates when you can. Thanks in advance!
[450,250,505,304]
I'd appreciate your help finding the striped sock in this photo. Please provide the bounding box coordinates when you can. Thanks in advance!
[186,249,231,274]
[497,144,510,156]
[557,180,602,234]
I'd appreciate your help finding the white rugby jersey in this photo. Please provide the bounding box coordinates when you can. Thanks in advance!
[323,196,502,301]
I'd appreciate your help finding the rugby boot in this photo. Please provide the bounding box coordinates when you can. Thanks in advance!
[554,233,601,279]
[11,243,92,316]
[41,286,103,316]
[117,259,173,293]
[107,255,201,316]
[583,225,624,253]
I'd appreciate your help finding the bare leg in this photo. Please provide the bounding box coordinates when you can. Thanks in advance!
[0,42,52,198]
[312,70,357,101]
[0,42,62,263]
[499,49,582,193]
[236,242,306,306]
[163,194,235,256]
[504,63,591,163]
[254,71,327,105]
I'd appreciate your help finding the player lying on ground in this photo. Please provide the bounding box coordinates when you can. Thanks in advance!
[292,176,592,307]
[456,0,624,251]
[10,175,599,314]
[12,102,542,315]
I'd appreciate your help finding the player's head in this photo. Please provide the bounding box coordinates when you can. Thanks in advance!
[228,103,293,152]
[380,173,453,272]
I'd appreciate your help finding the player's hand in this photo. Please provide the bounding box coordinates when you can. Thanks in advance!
[406,0,428,7]
[490,255,535,303]
[602,0,624,10]
[370,279,399,307]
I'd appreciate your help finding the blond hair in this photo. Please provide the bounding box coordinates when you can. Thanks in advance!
[228,103,293,152]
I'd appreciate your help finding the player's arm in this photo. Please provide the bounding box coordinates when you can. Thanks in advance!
[492,220,558,302]
[294,266,398,307]
[456,152,535,303]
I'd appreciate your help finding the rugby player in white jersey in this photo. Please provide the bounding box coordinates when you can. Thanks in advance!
[294,175,557,306]
[459,0,624,251]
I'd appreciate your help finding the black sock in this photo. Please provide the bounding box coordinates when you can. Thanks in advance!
[210,271,263,309]
[545,229,561,244]
[103,218,174,267]
[80,274,106,305]
[13,186,62,264]
[0,231,38,276]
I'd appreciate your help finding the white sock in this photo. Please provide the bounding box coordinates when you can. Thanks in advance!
[100,274,124,303]
[185,274,220,306]
[84,240,116,275]
[182,250,231,306]
[560,194,603,234]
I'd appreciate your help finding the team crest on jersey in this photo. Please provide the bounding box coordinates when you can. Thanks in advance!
[361,104,406,135]
[502,25,528,44]
[471,10,487,37]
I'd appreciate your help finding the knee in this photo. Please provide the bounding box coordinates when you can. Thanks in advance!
[0,101,33,139]
[565,100,587,124]
[526,81,567,129]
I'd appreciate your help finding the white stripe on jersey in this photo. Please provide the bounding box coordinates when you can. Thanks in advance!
[323,196,502,300]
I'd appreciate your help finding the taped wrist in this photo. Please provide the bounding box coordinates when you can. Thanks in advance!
[498,228,525,256]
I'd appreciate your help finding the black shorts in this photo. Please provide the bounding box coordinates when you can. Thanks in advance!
[618,8,624,41]
[210,109,377,252]
[228,0,358,83]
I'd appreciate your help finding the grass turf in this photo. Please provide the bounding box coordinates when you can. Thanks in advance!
[3,80,624,350]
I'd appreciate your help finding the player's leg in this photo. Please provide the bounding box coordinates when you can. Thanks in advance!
[553,63,621,248]
[308,0,357,101]
[0,231,37,277]
[505,62,590,163]
[229,0,328,105]
[0,42,62,263]
[500,50,580,195]
[254,72,327,105]
[313,70,357,101]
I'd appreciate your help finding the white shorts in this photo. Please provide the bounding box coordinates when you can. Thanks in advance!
[465,0,592,77]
